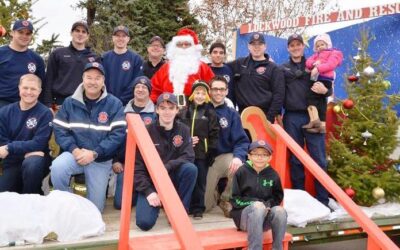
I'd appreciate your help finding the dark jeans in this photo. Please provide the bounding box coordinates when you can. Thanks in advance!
[136,162,197,231]
[283,111,329,206]
[306,80,332,121]
[0,155,50,194]
[113,171,138,209]
[190,159,208,214]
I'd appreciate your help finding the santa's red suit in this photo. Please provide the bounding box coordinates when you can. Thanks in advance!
[150,28,214,103]
[150,62,214,103]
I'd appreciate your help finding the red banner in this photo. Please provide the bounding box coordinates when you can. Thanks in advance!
[240,3,400,34]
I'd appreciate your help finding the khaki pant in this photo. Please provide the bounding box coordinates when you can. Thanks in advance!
[204,153,234,212]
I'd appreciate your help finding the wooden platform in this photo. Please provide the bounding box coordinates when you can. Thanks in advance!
[12,198,235,249]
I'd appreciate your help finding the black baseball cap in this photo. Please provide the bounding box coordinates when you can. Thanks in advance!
[13,20,33,32]
[84,62,105,75]
[113,25,129,36]
[149,36,165,48]
[156,92,178,106]
[71,21,89,33]
[287,34,304,45]
[249,32,265,44]
[248,140,273,155]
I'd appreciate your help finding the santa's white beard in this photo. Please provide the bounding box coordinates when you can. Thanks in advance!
[167,45,201,95]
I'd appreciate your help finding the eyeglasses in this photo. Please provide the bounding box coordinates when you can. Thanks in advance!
[176,42,192,48]
[250,153,270,158]
[210,87,227,92]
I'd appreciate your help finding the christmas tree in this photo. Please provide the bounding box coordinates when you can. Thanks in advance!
[328,29,400,206]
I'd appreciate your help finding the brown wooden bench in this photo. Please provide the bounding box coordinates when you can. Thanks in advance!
[130,228,292,250]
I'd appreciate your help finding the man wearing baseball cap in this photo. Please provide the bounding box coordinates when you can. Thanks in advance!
[231,139,287,250]
[51,62,126,212]
[227,32,284,123]
[102,25,144,106]
[43,21,100,108]
[134,92,197,231]
[281,34,330,207]
[143,36,165,79]
[0,19,45,108]
[112,76,156,209]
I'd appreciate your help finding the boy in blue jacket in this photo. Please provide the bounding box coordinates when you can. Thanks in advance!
[231,140,287,250]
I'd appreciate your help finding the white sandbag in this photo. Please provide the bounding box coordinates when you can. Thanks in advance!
[283,189,331,227]
[328,200,400,220]
[0,190,105,246]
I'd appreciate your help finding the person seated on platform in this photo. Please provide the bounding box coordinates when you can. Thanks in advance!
[0,74,52,194]
[231,140,287,250]
[204,76,249,217]
[50,62,126,212]
[179,80,219,220]
[135,92,197,231]
[113,76,156,209]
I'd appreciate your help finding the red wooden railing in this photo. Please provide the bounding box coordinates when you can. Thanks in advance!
[118,114,202,250]
[241,107,399,250]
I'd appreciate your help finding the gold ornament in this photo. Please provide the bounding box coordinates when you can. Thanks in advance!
[372,187,385,199]
[382,80,391,89]
[333,105,341,113]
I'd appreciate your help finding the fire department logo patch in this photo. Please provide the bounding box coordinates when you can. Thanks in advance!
[256,66,266,74]
[88,57,95,62]
[143,117,153,125]
[26,117,37,129]
[22,21,30,27]
[172,135,183,147]
[122,61,131,70]
[254,34,260,39]
[27,62,36,73]
[98,112,108,123]
[219,117,228,128]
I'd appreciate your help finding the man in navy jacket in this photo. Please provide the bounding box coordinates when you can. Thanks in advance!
[0,74,52,194]
[204,76,250,217]
[50,62,126,212]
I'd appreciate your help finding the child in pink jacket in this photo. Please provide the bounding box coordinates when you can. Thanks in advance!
[303,33,343,133]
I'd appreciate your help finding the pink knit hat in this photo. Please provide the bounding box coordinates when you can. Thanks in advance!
[313,33,332,52]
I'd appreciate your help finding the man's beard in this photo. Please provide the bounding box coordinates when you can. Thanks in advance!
[166,45,201,95]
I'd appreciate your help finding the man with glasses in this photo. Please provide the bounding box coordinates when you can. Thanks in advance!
[151,28,214,106]
[102,25,143,106]
[43,21,99,107]
[0,20,45,109]
[204,76,249,217]
[143,36,165,79]
[227,32,285,123]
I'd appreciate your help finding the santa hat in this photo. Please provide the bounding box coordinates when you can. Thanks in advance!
[313,33,332,52]
[172,27,203,50]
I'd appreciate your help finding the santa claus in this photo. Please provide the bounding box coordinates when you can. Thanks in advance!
[150,28,214,106]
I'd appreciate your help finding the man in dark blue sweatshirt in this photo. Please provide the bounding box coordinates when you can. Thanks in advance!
[102,25,143,106]
[204,76,250,217]
[0,20,45,108]
[0,74,52,194]
[208,42,235,105]
[42,21,99,107]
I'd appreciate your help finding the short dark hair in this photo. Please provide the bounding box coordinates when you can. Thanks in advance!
[209,75,228,88]
[209,42,226,54]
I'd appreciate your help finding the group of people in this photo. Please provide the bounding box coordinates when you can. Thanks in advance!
[0,18,344,250]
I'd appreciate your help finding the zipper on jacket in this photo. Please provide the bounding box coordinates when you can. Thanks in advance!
[191,106,197,137]
[204,138,208,153]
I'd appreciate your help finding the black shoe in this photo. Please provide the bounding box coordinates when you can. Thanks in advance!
[193,212,203,220]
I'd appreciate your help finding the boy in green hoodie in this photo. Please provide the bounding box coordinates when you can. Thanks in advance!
[230,140,287,250]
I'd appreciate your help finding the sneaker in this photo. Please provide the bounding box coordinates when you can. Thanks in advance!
[193,212,203,220]
[219,201,232,218]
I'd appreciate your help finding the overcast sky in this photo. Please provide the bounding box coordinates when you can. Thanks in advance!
[31,0,400,46]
